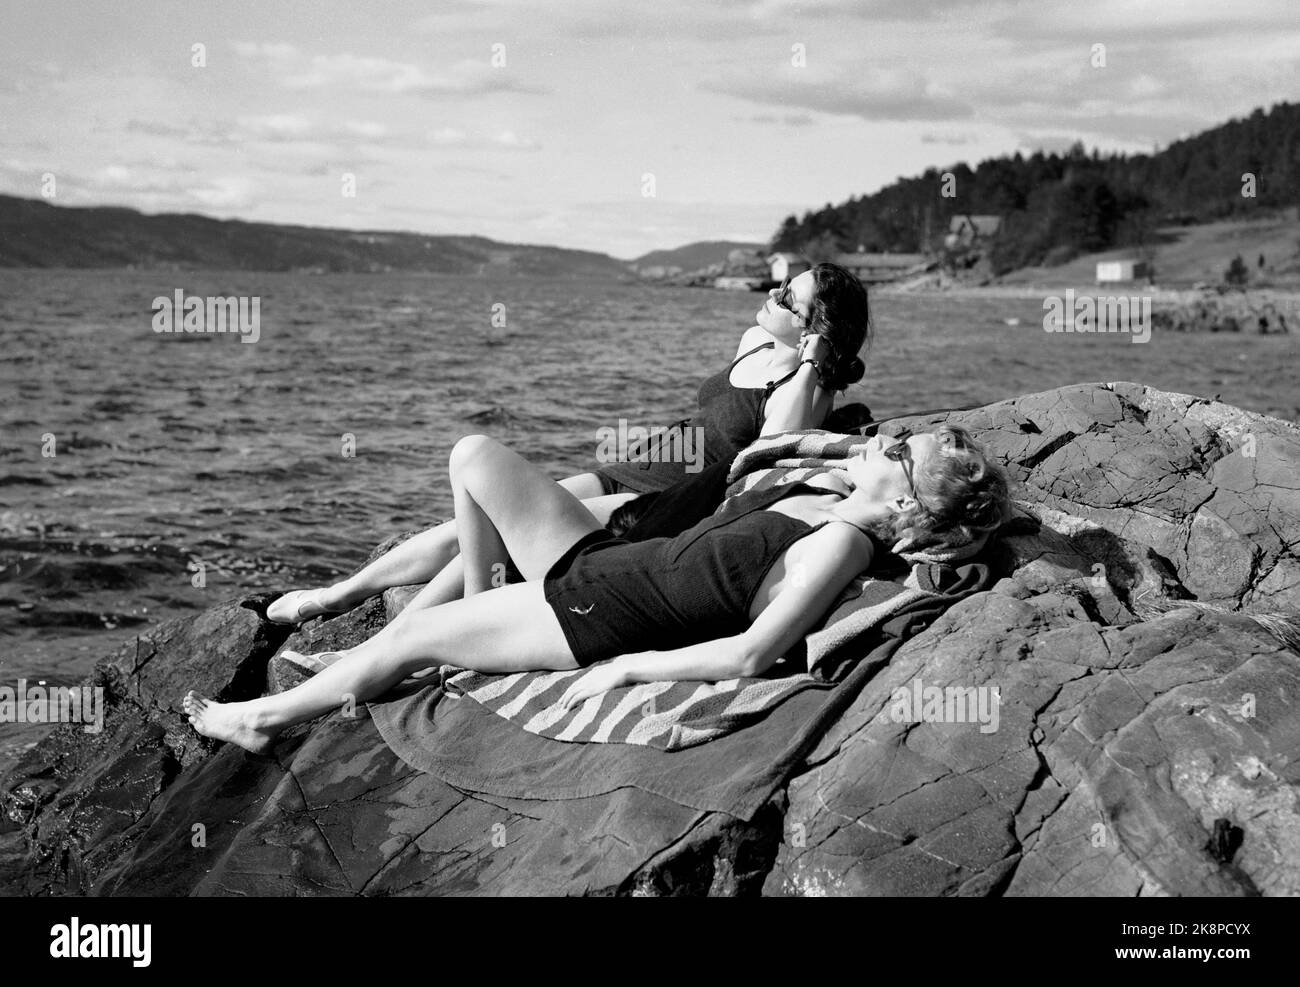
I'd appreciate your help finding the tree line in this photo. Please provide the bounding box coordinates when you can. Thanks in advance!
[770,101,1298,274]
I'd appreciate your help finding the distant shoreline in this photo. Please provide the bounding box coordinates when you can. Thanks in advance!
[877,283,1300,302]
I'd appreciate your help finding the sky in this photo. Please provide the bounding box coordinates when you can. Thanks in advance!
[1,0,1297,259]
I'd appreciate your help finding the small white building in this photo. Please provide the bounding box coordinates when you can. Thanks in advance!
[1096,259,1149,284]
[767,252,811,282]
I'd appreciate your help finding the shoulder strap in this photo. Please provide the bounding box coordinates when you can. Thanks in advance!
[729,340,774,370]
[762,365,801,394]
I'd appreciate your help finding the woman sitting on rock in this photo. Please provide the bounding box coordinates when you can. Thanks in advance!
[184,425,1010,753]
[265,263,872,626]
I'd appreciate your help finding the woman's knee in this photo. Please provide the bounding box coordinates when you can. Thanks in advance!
[382,610,445,668]
[449,433,498,477]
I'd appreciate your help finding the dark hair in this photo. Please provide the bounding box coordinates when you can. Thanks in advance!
[805,262,871,390]
[606,491,659,537]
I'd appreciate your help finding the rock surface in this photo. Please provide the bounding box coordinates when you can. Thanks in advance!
[3,381,1298,896]
[1149,288,1295,334]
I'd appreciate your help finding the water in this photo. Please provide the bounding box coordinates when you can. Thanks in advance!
[1,268,1296,769]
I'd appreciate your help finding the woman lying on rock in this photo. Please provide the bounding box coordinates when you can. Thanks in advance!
[184,425,1009,754]
[265,263,872,626]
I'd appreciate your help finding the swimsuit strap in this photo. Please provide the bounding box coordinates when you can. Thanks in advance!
[762,365,801,394]
[727,340,775,371]
[730,339,803,408]
[730,339,800,391]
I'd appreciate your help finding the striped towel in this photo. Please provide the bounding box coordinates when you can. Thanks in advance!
[725,428,870,493]
[445,565,937,750]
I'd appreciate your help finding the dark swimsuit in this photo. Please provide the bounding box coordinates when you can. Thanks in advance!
[544,481,834,667]
[592,341,801,495]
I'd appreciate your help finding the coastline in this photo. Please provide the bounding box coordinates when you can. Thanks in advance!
[876,281,1300,302]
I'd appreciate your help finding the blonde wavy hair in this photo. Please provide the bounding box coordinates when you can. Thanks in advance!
[868,424,1012,557]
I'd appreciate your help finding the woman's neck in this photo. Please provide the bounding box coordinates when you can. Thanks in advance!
[825,495,884,538]
[730,330,800,388]
[751,325,799,356]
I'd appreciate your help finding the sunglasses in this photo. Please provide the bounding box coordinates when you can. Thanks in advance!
[773,277,808,325]
[882,428,925,510]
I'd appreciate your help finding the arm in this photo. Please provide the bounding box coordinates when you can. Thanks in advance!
[760,362,828,435]
[616,635,749,684]
[759,334,834,435]
[559,636,749,710]
[733,523,872,676]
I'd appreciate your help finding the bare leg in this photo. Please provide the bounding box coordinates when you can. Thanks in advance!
[278,466,635,679]
[317,523,460,611]
[266,469,620,621]
[449,435,607,594]
[226,445,634,736]
[186,583,576,752]
[388,488,636,626]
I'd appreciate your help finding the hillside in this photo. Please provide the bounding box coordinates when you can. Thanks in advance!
[0,195,630,278]
[996,207,1300,288]
[771,101,1300,276]
[631,240,763,272]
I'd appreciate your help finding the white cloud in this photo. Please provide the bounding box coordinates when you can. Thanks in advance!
[0,157,258,214]
[427,127,539,150]
[230,41,299,60]
[746,112,816,127]
[185,175,257,209]
[232,43,546,97]
[921,132,978,145]
[126,114,392,149]
[236,113,315,140]
[703,63,973,122]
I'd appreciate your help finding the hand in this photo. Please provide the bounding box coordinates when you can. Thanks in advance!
[559,661,630,711]
[798,332,830,364]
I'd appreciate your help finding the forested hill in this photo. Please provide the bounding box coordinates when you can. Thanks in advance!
[632,240,763,271]
[771,101,1300,274]
[0,195,629,278]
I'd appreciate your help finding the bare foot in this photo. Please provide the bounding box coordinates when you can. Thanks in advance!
[183,691,280,754]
